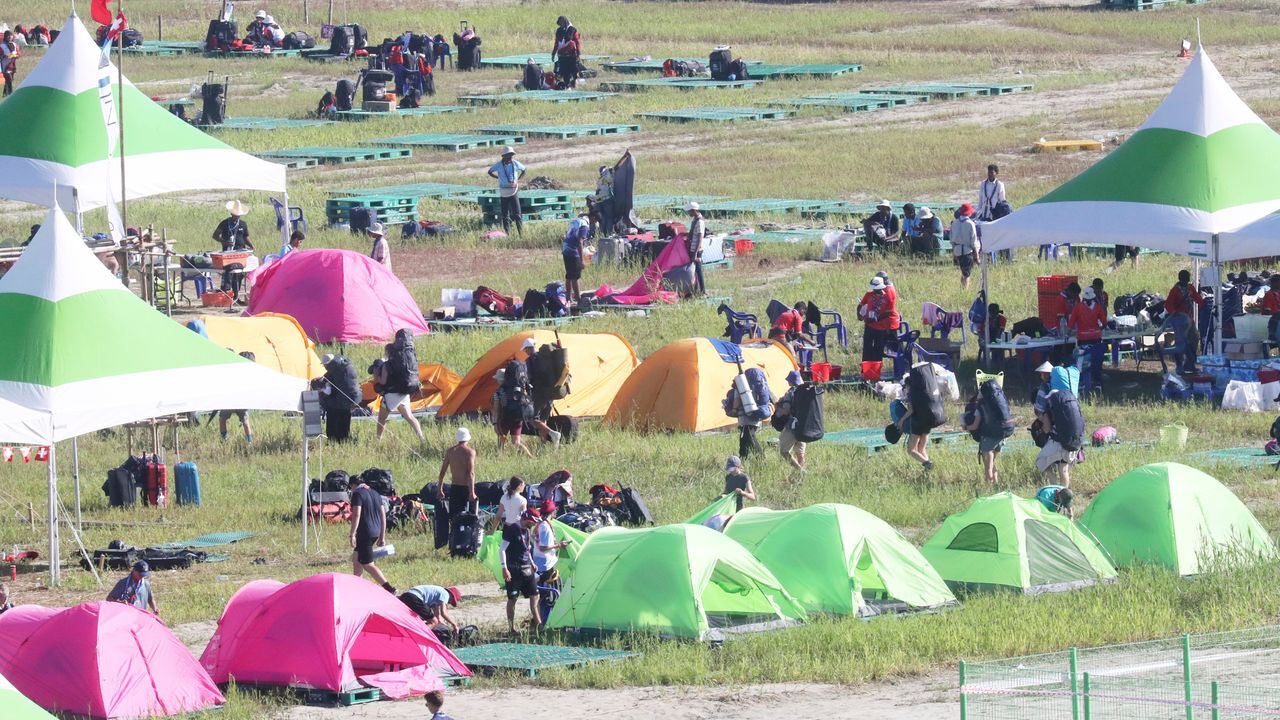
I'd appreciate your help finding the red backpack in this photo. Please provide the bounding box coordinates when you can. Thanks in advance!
[474,286,515,317]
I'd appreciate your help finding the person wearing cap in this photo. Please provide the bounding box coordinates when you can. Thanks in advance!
[500,509,542,634]
[857,274,900,363]
[213,200,253,251]
[721,455,756,512]
[951,203,980,289]
[373,342,425,442]
[368,223,391,271]
[862,201,900,249]
[107,561,159,615]
[488,148,527,237]
[265,16,286,46]
[521,339,562,446]
[1090,278,1109,312]
[1069,286,1107,392]
[436,428,479,548]
[685,201,706,297]
[550,15,581,89]
[916,207,943,256]
[245,10,269,44]
[398,584,462,634]
[532,499,568,579]
[773,370,807,472]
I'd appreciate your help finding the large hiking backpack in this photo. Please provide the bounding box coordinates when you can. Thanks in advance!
[205,19,237,51]
[498,360,534,423]
[619,487,654,526]
[727,58,749,80]
[791,384,826,443]
[200,82,226,125]
[534,343,570,400]
[384,329,420,394]
[1047,390,1085,451]
[323,357,360,411]
[121,28,144,47]
[521,289,548,319]
[323,470,351,492]
[284,31,315,49]
[330,25,354,54]
[544,282,569,317]
[979,379,1016,440]
[522,63,545,90]
[503,358,530,391]
[743,367,773,421]
[361,467,397,496]
[906,363,948,430]
[335,80,356,111]
[709,47,733,80]
[474,286,514,317]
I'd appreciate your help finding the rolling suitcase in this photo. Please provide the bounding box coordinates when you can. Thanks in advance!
[449,512,482,558]
[175,462,201,506]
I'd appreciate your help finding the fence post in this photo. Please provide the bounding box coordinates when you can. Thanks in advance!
[1184,634,1194,720]
[1211,681,1219,720]
[959,660,968,720]
[1083,672,1091,720]
[1070,648,1080,720]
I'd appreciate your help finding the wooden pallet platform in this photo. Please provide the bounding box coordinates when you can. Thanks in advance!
[428,315,581,332]
[302,687,382,707]
[475,123,641,139]
[802,200,961,219]
[333,105,474,122]
[459,90,616,105]
[330,182,488,200]
[203,48,302,59]
[480,53,609,67]
[599,78,757,92]
[767,96,895,112]
[949,82,1034,95]
[209,116,336,131]
[263,157,318,170]
[602,57,763,73]
[367,133,524,151]
[327,195,420,211]
[725,228,833,244]
[1033,139,1104,152]
[862,83,988,100]
[475,189,574,209]
[746,63,862,79]
[257,147,412,164]
[818,92,929,106]
[453,643,636,679]
[632,194,728,210]
[636,106,791,123]
[695,198,828,217]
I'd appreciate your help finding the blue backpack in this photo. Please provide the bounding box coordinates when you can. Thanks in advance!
[744,368,773,421]
[544,282,569,317]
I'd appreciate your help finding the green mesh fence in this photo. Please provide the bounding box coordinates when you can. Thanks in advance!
[962,625,1280,720]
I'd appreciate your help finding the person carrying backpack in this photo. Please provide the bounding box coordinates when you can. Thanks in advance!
[522,339,563,446]
[963,377,1015,484]
[317,353,359,442]
[1035,383,1085,490]
[550,16,581,89]
[772,371,807,472]
[725,367,772,459]
[896,362,948,472]
[491,367,534,457]
[376,331,426,442]
[562,213,588,303]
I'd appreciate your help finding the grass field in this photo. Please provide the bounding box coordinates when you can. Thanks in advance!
[2,0,1280,716]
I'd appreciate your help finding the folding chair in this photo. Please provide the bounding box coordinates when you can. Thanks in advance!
[271,197,308,235]
[912,341,953,372]
[717,303,762,344]
[922,301,967,349]
[883,324,916,380]
[814,309,848,359]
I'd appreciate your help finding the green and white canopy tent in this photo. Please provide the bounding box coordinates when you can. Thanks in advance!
[0,670,54,720]
[981,48,1280,354]
[0,206,305,583]
[0,14,285,212]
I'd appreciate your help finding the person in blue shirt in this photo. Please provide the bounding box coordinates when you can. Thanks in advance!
[398,584,462,633]
[106,561,159,615]
[562,213,589,302]
[487,147,526,237]
[425,690,455,720]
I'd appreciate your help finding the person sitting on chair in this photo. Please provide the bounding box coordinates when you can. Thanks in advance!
[213,200,253,251]
[862,201,900,249]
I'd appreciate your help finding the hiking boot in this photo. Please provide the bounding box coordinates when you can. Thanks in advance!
[922,460,934,472]
[549,430,562,447]
[381,582,397,594]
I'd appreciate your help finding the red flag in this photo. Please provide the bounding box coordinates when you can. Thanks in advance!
[19,447,31,464]
[1,448,11,463]
[107,12,129,42]
[91,0,115,27]
[34,446,50,462]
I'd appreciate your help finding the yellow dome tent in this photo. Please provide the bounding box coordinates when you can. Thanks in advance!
[198,313,322,380]
[362,364,462,413]
[437,331,639,418]
[606,338,798,433]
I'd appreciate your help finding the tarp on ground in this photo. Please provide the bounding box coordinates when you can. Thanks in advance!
[0,15,284,210]
[921,492,1117,594]
[362,363,461,412]
[605,338,798,433]
[245,249,429,344]
[593,237,690,305]
[724,504,957,615]
[1079,462,1277,575]
[545,524,806,640]
[437,331,639,418]
[0,206,304,445]
[0,602,224,718]
[200,573,470,699]
[0,670,56,720]
[197,312,323,380]
[982,49,1280,256]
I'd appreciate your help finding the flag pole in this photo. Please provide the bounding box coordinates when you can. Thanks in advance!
[116,3,128,233]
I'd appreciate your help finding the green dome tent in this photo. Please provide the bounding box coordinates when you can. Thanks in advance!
[0,670,54,720]
[477,519,589,587]
[921,492,1117,594]
[544,524,806,640]
[723,504,956,615]
[1079,462,1277,576]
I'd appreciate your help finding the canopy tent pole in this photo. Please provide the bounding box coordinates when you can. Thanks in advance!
[281,189,292,255]
[1213,233,1223,355]
[47,444,60,586]
[72,436,82,532]
[980,254,990,367]
[302,434,310,551]
[116,2,128,233]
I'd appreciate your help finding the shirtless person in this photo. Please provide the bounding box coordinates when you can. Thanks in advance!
[435,428,477,547]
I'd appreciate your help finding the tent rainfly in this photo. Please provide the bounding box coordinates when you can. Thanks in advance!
[0,14,285,211]
[197,313,324,380]
[1079,462,1277,575]
[0,670,55,720]
[0,206,305,583]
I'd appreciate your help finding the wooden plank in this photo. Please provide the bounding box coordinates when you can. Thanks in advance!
[1033,139,1103,153]
[366,134,524,151]
[257,147,412,164]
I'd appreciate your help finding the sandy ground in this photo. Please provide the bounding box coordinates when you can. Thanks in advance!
[281,677,957,720]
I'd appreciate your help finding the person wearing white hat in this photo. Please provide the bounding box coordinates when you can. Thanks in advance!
[856,274,900,365]
[862,201,900,249]
[368,223,391,272]
[213,200,253,251]
[685,202,706,297]
[433,426,477,547]
[245,11,269,45]
[488,147,527,237]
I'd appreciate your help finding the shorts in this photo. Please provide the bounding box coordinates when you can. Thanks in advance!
[354,532,377,565]
[398,592,431,621]
[562,250,583,281]
[955,254,975,278]
[505,569,538,599]
[498,419,524,437]
[382,393,410,411]
[978,435,1005,455]
[910,417,934,437]
[1036,438,1079,474]
[219,409,247,422]
[779,428,806,457]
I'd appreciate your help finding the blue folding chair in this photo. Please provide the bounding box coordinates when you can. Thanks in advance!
[884,323,916,380]
[814,309,848,359]
[272,197,308,235]
[912,341,953,372]
[717,303,762,344]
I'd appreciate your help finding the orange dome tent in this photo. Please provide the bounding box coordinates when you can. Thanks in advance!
[437,331,639,418]
[361,364,461,413]
[197,312,323,380]
[606,338,798,433]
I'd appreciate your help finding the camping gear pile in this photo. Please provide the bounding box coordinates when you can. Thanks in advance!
[470,282,572,320]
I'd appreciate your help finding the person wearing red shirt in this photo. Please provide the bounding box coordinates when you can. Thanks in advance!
[1165,269,1205,373]
[551,16,581,89]
[1070,287,1108,392]
[772,302,806,338]
[857,274,900,363]
[1260,276,1280,342]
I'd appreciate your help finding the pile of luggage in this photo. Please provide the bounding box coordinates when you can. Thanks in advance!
[81,539,208,572]
[301,467,426,530]
[103,455,201,508]
[473,282,571,319]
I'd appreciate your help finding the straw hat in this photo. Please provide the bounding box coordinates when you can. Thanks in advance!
[1035,361,1054,373]
[869,276,886,291]
[875,200,892,210]
[225,200,248,216]
[368,222,385,237]
[918,207,934,220]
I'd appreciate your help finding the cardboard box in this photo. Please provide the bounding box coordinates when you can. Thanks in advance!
[431,306,455,320]
[362,100,394,112]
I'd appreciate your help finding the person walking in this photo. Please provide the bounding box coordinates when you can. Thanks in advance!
[374,339,425,442]
[106,561,159,615]
[488,147,526,237]
[774,370,807,472]
[369,223,391,271]
[500,510,542,634]
[685,202,706,297]
[0,30,18,97]
[350,477,396,594]
[562,213,588,302]
[950,203,980,289]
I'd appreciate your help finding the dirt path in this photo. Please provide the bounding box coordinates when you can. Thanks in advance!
[281,676,958,720]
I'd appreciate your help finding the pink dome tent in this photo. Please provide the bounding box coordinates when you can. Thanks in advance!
[200,573,470,699]
[0,602,224,718]
[246,249,430,344]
